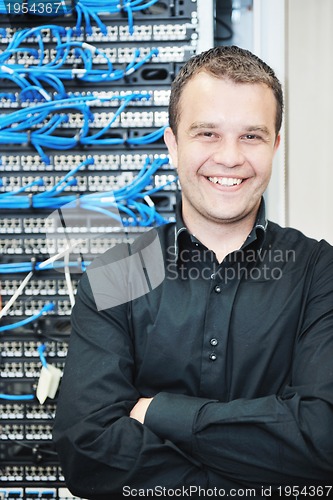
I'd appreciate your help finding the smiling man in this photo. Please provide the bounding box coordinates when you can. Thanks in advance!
[163,71,280,262]
[54,46,333,499]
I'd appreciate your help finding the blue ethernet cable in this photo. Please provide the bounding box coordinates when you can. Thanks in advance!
[0,177,44,196]
[37,344,48,368]
[0,393,35,400]
[20,85,53,103]
[0,302,55,332]
[0,261,87,273]
[34,157,94,197]
[72,0,161,35]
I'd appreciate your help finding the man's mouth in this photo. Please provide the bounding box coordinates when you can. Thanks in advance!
[207,176,243,187]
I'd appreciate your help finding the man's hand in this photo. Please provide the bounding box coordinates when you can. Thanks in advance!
[130,397,153,424]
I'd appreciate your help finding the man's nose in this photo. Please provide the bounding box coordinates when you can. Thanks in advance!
[211,138,245,168]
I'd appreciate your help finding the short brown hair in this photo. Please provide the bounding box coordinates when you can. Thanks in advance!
[169,45,283,137]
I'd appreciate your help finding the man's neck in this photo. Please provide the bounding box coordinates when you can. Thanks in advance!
[182,208,257,264]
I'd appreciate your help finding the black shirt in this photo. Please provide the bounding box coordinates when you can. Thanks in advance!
[53,200,333,499]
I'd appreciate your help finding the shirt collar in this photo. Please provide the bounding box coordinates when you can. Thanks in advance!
[243,197,267,249]
[173,197,268,261]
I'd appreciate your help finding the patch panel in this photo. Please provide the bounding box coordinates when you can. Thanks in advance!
[25,424,53,441]
[1,156,54,173]
[1,339,68,360]
[1,170,175,194]
[2,226,183,258]
[115,45,192,63]
[33,360,64,376]
[1,342,24,359]
[0,402,56,421]
[1,362,25,378]
[86,171,136,190]
[152,44,193,62]
[0,423,53,442]
[22,238,51,255]
[1,280,23,296]
[153,23,189,40]
[0,239,24,255]
[117,21,194,41]
[0,488,82,500]
[26,404,57,420]
[23,342,46,359]
[0,218,22,234]
[1,424,25,440]
[5,43,191,67]
[35,279,78,297]
[0,298,54,318]
[24,362,45,378]
[155,174,178,190]
[3,299,24,316]
[22,218,50,234]
[89,236,134,254]
[1,404,25,420]
[0,176,54,193]
[24,465,60,482]
[0,465,25,482]
[0,151,170,173]
[0,107,168,132]
[1,359,64,379]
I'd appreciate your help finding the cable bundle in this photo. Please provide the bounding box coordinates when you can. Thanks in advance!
[0,156,175,224]
[0,24,159,100]
[0,93,166,163]
[0,0,161,35]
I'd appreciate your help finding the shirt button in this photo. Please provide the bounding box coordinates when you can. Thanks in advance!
[210,338,218,346]
[214,285,221,293]
[210,273,215,280]
[209,353,217,361]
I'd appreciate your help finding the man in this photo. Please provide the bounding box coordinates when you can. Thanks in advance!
[53,46,333,499]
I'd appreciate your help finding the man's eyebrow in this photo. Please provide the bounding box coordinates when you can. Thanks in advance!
[245,125,271,137]
[188,123,273,139]
[188,122,218,131]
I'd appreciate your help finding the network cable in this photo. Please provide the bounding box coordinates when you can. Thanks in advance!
[0,393,35,400]
[0,93,165,163]
[0,260,88,274]
[37,343,48,368]
[0,0,161,35]
[0,49,159,87]
[0,156,174,224]
[0,302,55,331]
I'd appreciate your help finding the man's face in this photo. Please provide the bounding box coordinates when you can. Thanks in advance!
[164,72,280,227]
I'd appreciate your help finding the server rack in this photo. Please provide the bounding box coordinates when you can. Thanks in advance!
[0,1,214,498]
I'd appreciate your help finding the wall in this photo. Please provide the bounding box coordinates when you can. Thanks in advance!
[287,0,333,244]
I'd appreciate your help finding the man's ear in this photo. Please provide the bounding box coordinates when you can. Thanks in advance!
[164,127,178,168]
[274,133,281,154]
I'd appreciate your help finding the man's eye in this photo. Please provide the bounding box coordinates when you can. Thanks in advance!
[244,134,261,141]
[200,132,215,138]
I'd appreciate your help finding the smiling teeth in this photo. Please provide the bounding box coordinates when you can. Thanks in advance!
[208,177,243,186]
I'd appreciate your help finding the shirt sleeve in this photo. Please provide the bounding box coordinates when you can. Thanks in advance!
[145,241,333,487]
[53,271,208,499]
